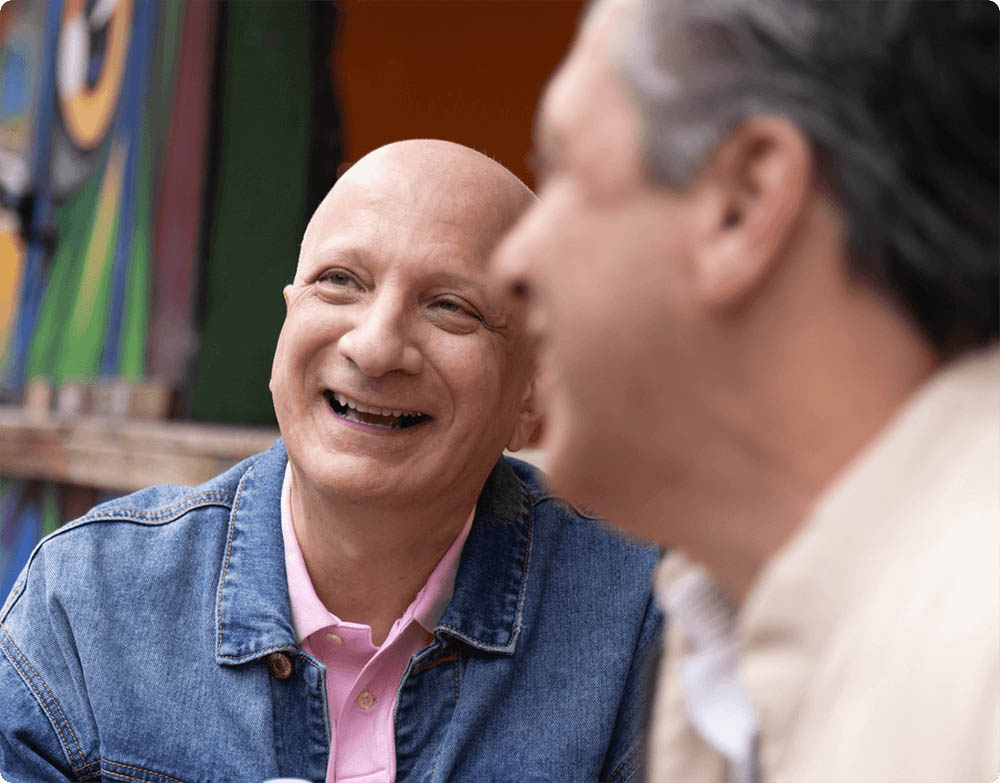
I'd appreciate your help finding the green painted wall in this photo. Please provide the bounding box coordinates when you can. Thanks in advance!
[190,3,312,425]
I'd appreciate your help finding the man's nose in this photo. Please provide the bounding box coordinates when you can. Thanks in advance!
[337,296,423,378]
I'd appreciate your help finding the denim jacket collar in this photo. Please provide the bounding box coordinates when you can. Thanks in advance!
[215,440,298,665]
[435,455,533,655]
[215,440,533,667]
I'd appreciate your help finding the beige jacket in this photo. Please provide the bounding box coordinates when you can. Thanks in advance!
[649,349,1000,783]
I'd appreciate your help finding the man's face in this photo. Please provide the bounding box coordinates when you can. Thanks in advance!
[271,160,534,510]
[492,1,708,538]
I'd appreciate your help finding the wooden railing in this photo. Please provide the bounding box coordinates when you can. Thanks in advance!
[0,406,278,492]
[0,379,278,492]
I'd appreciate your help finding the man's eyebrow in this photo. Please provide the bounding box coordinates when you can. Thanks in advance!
[428,271,489,298]
[306,244,370,270]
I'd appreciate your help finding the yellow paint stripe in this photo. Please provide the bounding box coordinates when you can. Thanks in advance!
[67,139,126,339]
[0,217,25,356]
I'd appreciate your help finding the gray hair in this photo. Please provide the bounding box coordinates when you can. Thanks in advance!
[617,0,998,356]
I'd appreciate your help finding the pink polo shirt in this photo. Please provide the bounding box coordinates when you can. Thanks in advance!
[280,465,473,783]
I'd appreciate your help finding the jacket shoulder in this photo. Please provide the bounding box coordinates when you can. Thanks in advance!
[1,444,276,621]
[80,452,251,523]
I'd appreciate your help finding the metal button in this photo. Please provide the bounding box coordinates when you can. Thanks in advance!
[356,690,375,710]
[266,651,293,680]
[326,632,342,645]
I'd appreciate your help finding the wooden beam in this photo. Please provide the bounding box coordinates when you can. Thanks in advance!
[0,407,278,492]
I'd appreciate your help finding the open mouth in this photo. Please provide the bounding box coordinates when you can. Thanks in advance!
[323,390,432,430]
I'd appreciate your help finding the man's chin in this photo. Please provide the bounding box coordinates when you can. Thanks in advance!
[295,457,421,505]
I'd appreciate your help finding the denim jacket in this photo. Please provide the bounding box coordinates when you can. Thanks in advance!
[0,440,662,783]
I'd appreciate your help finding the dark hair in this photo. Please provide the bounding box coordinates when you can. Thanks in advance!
[619,0,998,356]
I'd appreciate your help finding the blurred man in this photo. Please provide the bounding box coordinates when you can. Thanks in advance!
[494,1,999,780]
[0,140,661,783]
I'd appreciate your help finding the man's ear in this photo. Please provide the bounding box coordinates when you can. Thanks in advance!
[506,377,543,453]
[692,116,813,307]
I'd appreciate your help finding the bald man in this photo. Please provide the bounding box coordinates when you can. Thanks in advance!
[0,140,662,783]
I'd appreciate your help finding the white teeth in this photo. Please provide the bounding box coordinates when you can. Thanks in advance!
[342,408,393,428]
[330,391,425,419]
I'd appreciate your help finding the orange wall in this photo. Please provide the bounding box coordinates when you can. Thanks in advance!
[334,0,584,189]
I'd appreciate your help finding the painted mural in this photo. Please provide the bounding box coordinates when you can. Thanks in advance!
[0,0,41,398]
[0,0,186,599]
[3,0,182,392]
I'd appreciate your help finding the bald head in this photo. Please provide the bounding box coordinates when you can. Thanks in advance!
[299,140,535,277]
[337,139,532,203]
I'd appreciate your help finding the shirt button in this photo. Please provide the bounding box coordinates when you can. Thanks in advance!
[266,651,293,680]
[356,690,375,710]
[326,632,342,645]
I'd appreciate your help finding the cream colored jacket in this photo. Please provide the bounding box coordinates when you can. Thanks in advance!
[649,348,1000,783]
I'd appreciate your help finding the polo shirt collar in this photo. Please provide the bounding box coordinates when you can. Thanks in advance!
[280,461,475,644]
[214,442,533,665]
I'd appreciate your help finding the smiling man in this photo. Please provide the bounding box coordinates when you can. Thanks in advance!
[0,140,662,783]
[493,1,998,781]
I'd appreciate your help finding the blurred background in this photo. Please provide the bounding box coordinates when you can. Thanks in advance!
[0,0,579,597]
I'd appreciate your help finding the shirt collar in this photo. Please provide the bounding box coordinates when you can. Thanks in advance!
[656,555,757,775]
[280,462,474,645]
[215,442,533,665]
[410,507,475,633]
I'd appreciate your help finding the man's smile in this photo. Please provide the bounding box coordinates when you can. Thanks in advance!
[323,389,433,430]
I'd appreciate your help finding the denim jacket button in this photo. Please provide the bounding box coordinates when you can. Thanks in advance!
[266,652,293,680]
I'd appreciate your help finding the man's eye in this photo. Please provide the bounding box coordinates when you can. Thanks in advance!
[435,300,466,314]
[433,299,482,319]
[428,298,484,333]
[318,269,360,289]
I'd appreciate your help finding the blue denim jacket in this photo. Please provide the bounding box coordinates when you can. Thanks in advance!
[0,441,662,783]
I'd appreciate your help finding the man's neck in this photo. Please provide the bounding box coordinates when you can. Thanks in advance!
[647,443,815,603]
[663,283,939,603]
[288,466,475,646]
